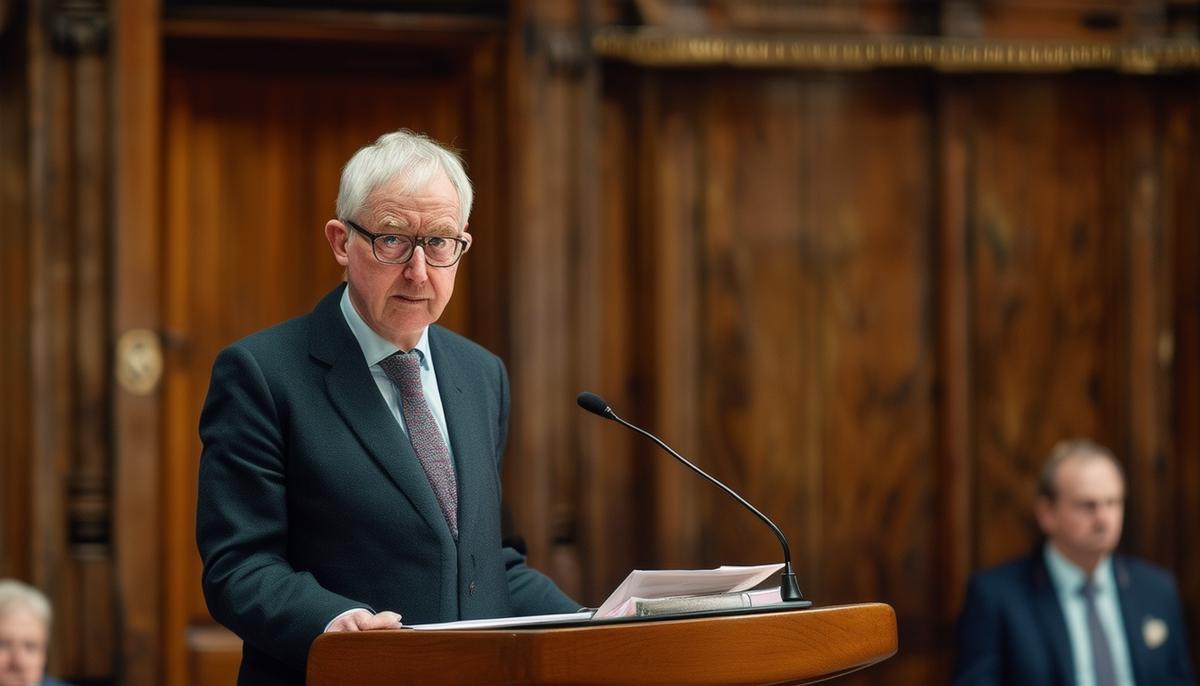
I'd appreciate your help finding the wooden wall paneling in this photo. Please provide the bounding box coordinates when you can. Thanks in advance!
[0,0,32,583]
[67,34,115,679]
[968,0,1159,41]
[581,68,644,605]
[161,64,207,686]
[112,0,164,683]
[1164,75,1200,665]
[28,5,74,677]
[503,2,592,594]
[462,37,509,360]
[800,74,936,685]
[692,71,817,576]
[632,0,922,35]
[606,64,941,683]
[557,5,603,601]
[1120,77,1175,566]
[573,26,622,609]
[969,76,1127,568]
[934,78,974,635]
[644,71,704,571]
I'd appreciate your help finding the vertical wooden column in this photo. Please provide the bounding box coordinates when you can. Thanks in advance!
[112,0,163,684]
[20,0,117,681]
[505,0,598,601]
[0,0,34,584]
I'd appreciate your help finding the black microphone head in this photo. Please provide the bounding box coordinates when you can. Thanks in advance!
[576,391,613,419]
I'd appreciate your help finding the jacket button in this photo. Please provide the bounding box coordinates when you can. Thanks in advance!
[469,581,477,595]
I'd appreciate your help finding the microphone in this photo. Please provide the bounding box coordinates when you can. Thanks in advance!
[576,391,806,603]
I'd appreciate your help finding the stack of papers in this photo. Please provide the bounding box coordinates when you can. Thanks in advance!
[409,563,784,631]
[593,563,783,618]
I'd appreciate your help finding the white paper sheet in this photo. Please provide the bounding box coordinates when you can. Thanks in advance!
[593,563,784,619]
[408,612,593,631]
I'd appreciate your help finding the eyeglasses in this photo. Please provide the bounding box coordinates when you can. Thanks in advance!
[346,220,469,267]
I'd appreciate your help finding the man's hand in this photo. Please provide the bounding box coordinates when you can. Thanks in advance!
[324,609,403,632]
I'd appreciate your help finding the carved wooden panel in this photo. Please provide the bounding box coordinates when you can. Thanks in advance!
[969,76,1131,567]
[593,68,941,681]
[1162,78,1200,664]
[591,65,1200,683]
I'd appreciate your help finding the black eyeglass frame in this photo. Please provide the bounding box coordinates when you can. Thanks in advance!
[345,219,470,267]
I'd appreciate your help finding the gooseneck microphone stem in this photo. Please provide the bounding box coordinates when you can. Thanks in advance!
[577,392,805,603]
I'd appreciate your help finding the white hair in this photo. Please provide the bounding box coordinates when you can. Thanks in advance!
[336,129,473,229]
[0,579,51,627]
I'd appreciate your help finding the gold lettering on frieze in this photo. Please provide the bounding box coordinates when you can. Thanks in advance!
[592,31,1200,73]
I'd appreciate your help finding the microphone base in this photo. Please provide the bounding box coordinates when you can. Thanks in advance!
[780,569,806,603]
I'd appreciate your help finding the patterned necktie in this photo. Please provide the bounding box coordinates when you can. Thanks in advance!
[379,351,458,538]
[1080,577,1117,686]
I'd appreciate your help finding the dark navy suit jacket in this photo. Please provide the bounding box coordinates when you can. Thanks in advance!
[196,284,578,686]
[954,549,1195,685]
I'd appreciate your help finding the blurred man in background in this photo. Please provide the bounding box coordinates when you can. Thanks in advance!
[954,439,1195,685]
[0,579,75,686]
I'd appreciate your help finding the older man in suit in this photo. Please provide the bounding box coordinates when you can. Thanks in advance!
[196,130,578,686]
[954,439,1195,685]
[0,579,77,686]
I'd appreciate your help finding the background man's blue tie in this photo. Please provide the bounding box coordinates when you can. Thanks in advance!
[1080,578,1118,686]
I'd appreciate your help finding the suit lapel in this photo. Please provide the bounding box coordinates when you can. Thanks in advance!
[310,285,451,540]
[1029,552,1078,686]
[429,326,487,541]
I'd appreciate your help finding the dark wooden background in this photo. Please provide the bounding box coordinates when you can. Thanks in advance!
[3,1,1200,684]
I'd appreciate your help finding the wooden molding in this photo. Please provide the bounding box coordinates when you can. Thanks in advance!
[593,29,1200,73]
[47,0,109,55]
[161,6,503,43]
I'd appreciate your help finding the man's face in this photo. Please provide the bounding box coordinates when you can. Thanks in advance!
[326,170,469,350]
[0,607,48,686]
[1036,454,1125,566]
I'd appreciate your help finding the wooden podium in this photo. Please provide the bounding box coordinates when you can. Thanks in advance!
[307,603,897,686]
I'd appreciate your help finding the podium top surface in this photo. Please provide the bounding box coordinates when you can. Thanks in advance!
[307,602,898,686]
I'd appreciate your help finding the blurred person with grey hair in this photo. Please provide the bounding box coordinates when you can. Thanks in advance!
[954,439,1195,685]
[0,580,76,686]
[196,130,578,686]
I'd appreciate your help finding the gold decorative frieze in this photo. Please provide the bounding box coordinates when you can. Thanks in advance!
[593,30,1200,73]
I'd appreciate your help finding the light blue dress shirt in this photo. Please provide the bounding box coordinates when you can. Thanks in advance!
[1043,543,1136,686]
[339,287,453,451]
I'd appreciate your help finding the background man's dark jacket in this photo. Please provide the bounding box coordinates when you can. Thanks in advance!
[954,549,1195,685]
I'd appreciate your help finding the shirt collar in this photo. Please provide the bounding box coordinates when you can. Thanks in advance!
[339,286,432,369]
[1044,541,1115,595]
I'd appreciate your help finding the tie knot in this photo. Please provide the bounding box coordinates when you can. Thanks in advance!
[379,351,423,389]
[1079,578,1099,600]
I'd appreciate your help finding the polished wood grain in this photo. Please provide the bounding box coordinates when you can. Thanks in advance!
[1163,78,1200,664]
[934,80,973,633]
[0,0,32,586]
[112,1,165,684]
[307,604,898,686]
[969,76,1128,567]
[5,2,1200,685]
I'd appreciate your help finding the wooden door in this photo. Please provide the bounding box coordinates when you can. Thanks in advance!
[143,27,505,686]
